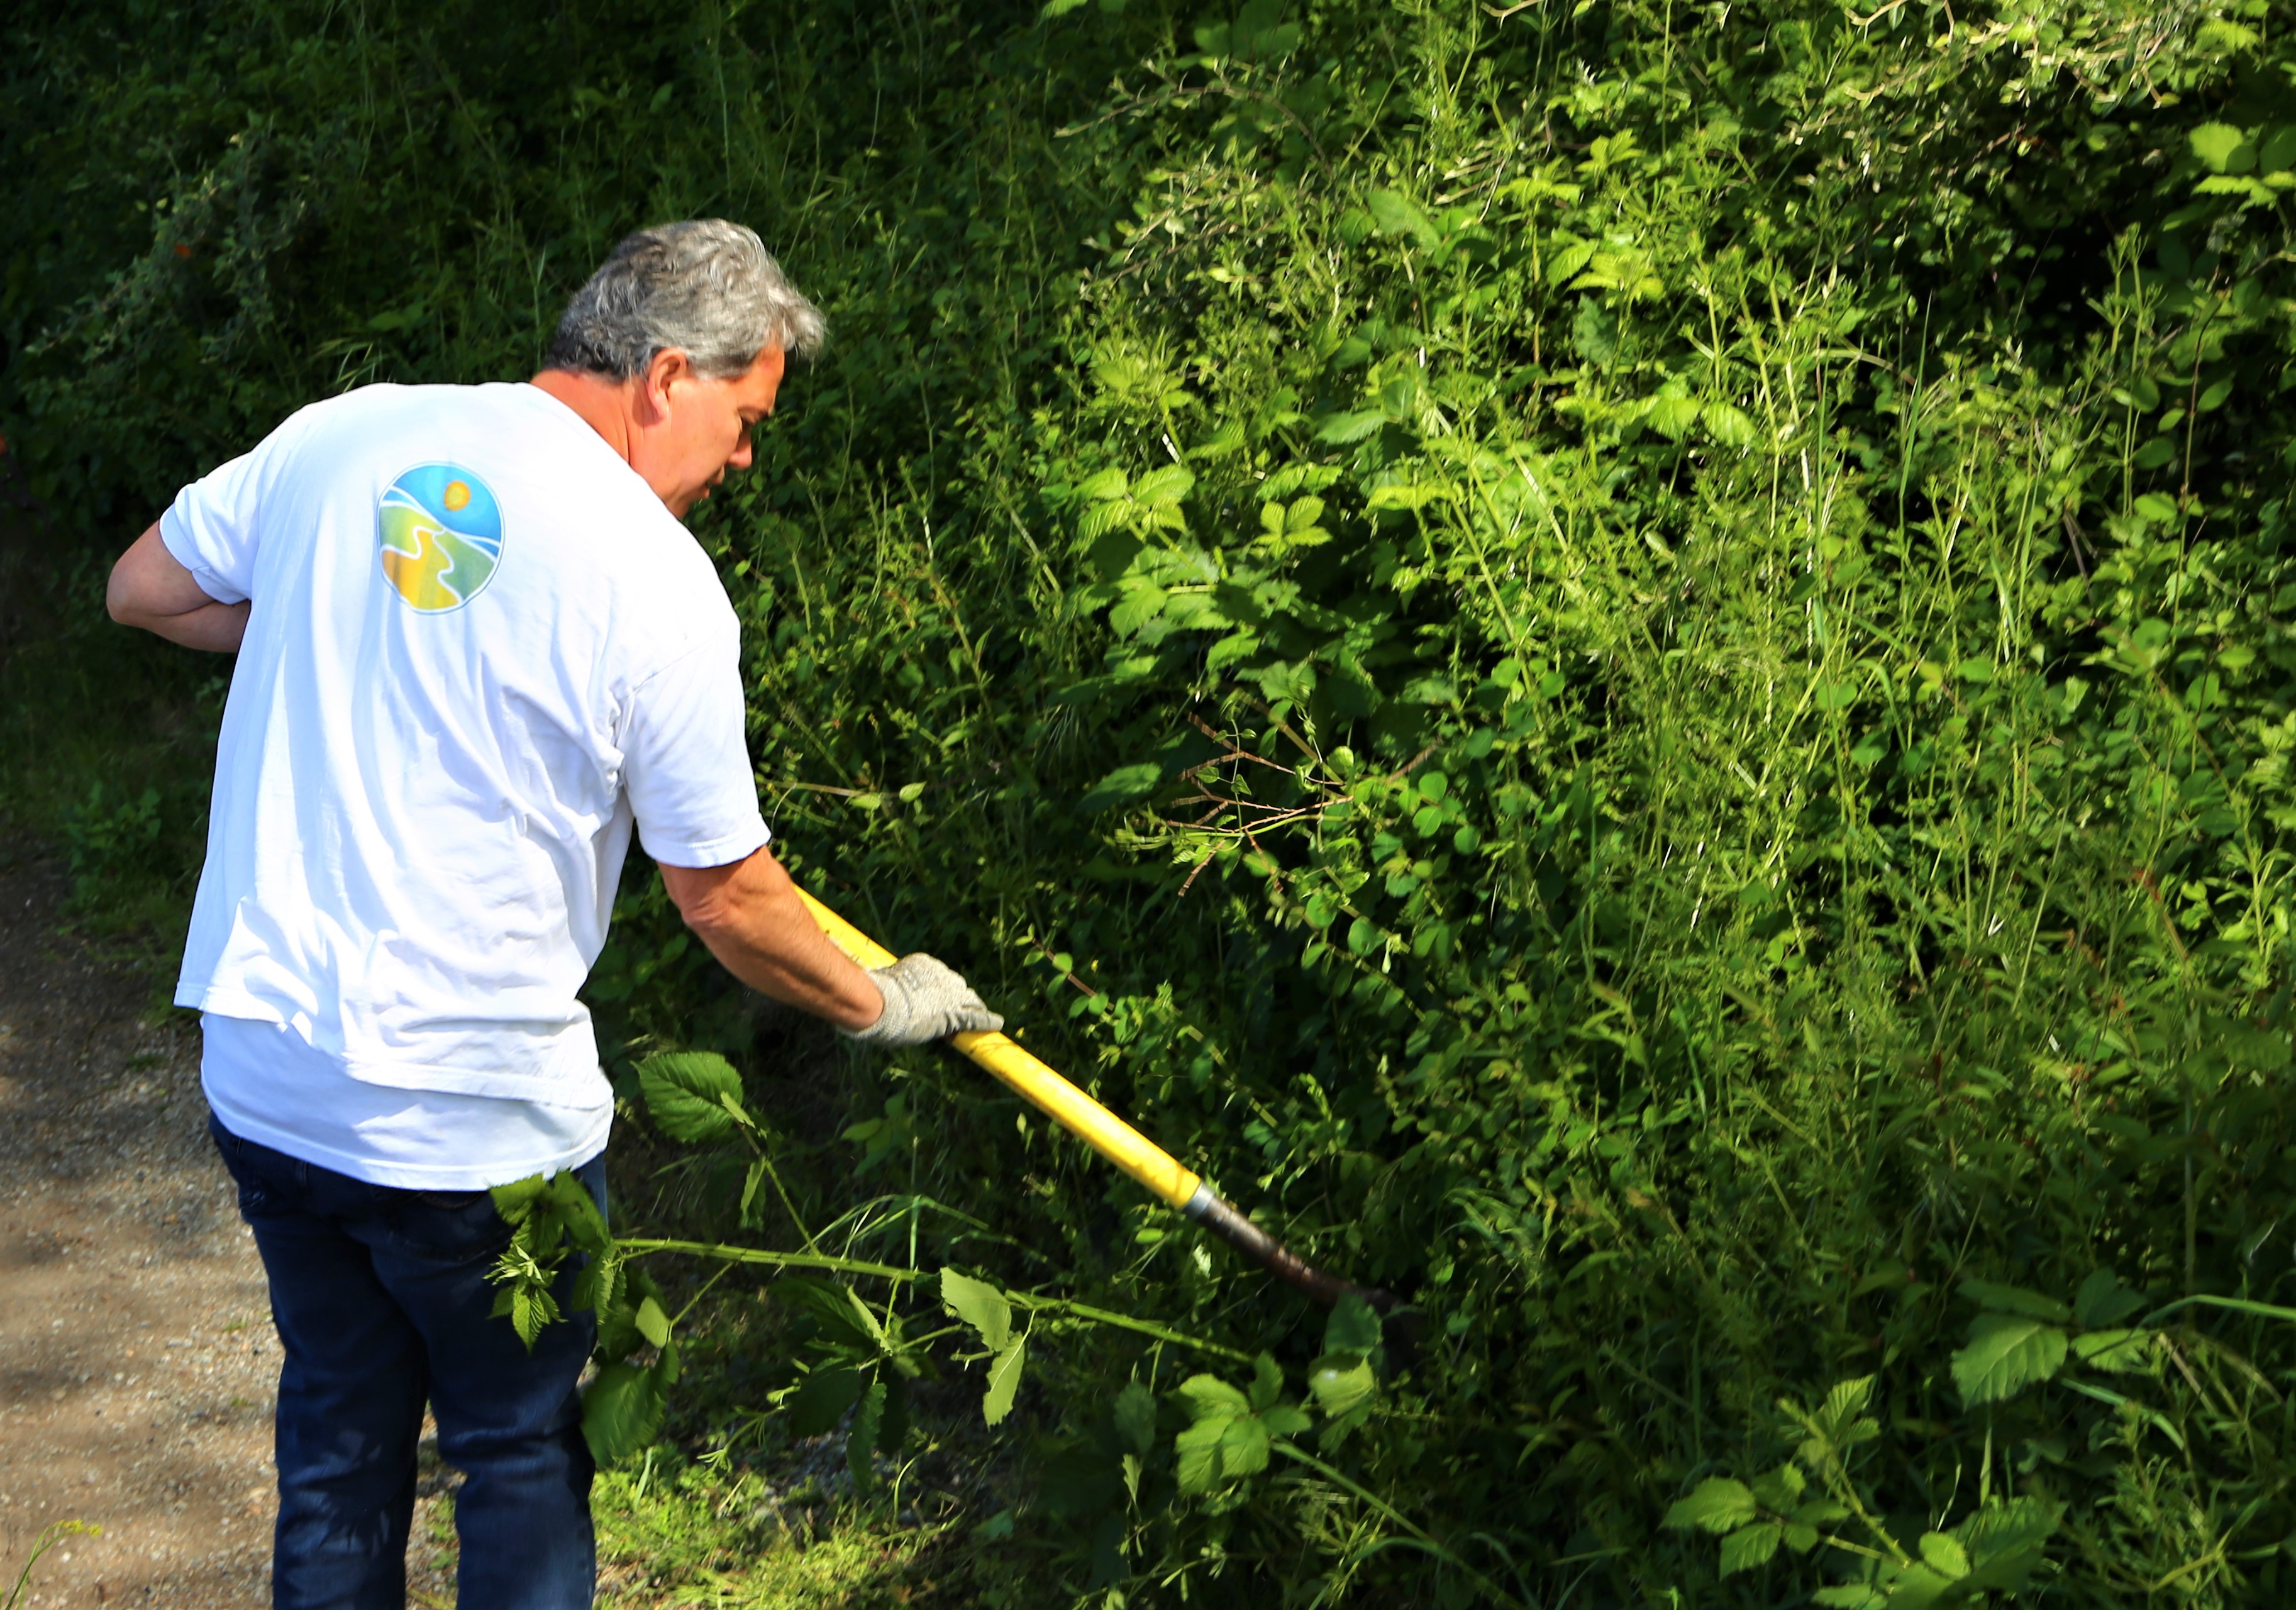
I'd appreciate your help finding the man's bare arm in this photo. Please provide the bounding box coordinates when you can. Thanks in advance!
[108,523,248,652]
[658,846,885,1031]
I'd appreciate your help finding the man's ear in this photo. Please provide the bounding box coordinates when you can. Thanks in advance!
[638,347,694,423]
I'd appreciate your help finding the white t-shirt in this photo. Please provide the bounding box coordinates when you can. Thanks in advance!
[164,381,771,1182]
[201,1013,612,1189]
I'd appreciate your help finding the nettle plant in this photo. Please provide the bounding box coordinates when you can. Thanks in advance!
[489,1050,1409,1537]
[1663,1271,2296,1605]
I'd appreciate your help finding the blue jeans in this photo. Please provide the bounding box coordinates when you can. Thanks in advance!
[210,1114,602,1610]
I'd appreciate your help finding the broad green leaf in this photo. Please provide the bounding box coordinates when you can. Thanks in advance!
[582,1362,665,1463]
[1647,392,1702,440]
[1113,1379,1157,1456]
[1216,1411,1272,1478]
[1324,1292,1384,1358]
[636,1052,743,1143]
[1719,1522,1781,1575]
[1175,1417,1226,1494]
[1176,1374,1251,1424]
[1365,482,1443,510]
[490,1174,550,1224]
[2073,1271,2144,1327]
[633,1295,671,1349]
[773,1277,884,1350]
[787,1365,864,1437]
[1308,1356,1375,1417]
[1364,189,1439,253]
[1750,1462,1805,1511]
[1175,1406,1273,1495]
[1953,1313,2068,1406]
[1109,582,1167,635]
[2189,121,2249,173]
[1702,400,1757,448]
[1545,238,1597,286]
[2071,1328,2149,1372]
[1883,1564,1955,1609]
[1132,465,1196,507]
[1080,762,1165,812]
[1809,1377,1880,1450]
[849,1379,885,1488]
[877,1373,910,1457]
[940,1268,1012,1352]
[1248,1352,1284,1412]
[1955,1496,2061,1589]
[1917,1533,1968,1578]
[1077,467,1129,501]
[982,1338,1026,1426]
[1262,1403,1313,1438]
[1961,1280,2070,1321]
[1663,1477,1756,1534]
[1315,410,1387,444]
[1812,1587,1885,1609]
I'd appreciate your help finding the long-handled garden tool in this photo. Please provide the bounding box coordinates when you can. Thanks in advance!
[799,889,1392,1313]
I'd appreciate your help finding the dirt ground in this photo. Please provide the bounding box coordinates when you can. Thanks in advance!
[0,855,460,1608]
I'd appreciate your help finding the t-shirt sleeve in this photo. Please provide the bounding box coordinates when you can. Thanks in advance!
[620,628,773,869]
[157,443,272,606]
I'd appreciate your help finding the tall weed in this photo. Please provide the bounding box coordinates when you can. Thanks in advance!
[8,0,2296,1603]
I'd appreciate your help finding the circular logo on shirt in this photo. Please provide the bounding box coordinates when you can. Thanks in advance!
[377,463,504,613]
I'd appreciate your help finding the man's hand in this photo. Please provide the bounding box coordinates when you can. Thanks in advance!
[841,953,1003,1046]
[658,847,893,1031]
[108,523,248,652]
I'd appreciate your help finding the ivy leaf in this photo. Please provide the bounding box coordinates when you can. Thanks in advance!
[1953,1314,2069,1406]
[636,1052,743,1143]
[1663,1477,1756,1534]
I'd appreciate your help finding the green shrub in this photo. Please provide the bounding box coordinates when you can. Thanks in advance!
[11,1,2296,1604]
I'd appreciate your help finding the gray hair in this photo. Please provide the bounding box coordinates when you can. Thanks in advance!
[544,219,824,380]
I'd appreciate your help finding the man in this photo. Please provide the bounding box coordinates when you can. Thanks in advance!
[105,219,1000,1610]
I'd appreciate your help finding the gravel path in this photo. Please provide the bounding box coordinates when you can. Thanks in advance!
[0,855,464,1607]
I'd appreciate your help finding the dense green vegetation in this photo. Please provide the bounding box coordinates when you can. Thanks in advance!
[11,0,2296,1602]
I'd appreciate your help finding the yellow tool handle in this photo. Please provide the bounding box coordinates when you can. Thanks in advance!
[797,889,1204,1210]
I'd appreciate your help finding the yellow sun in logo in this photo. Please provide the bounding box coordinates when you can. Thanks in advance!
[443,479,472,512]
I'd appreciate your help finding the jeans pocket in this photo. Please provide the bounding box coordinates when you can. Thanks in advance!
[389,1189,515,1262]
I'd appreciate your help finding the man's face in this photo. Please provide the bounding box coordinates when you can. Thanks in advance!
[633,345,786,518]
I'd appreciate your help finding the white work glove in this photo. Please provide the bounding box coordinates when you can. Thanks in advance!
[841,953,1004,1046]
